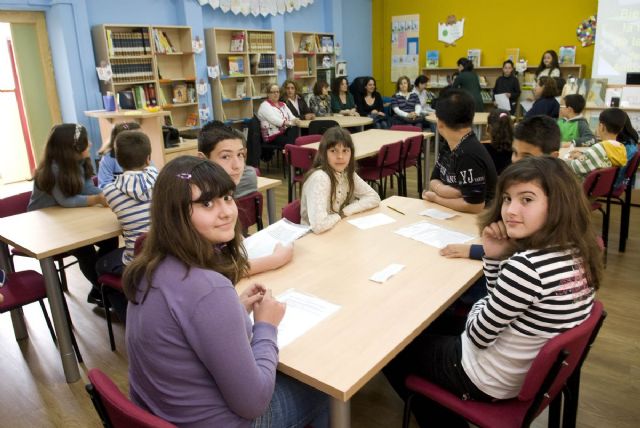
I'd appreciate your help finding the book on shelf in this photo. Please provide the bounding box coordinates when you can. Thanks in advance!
[319,35,334,53]
[132,85,147,109]
[251,53,276,74]
[478,75,488,88]
[248,32,274,51]
[236,79,246,98]
[298,34,315,52]
[185,112,198,127]
[230,31,245,52]
[228,55,245,76]
[117,90,136,110]
[152,29,176,54]
[481,90,492,103]
[172,83,188,103]
[107,30,150,56]
[110,58,154,83]
[505,48,519,64]
[293,56,310,75]
[426,50,439,68]
[437,75,448,87]
[467,49,481,68]
[559,46,576,65]
[336,61,347,77]
[187,85,196,103]
[146,83,157,106]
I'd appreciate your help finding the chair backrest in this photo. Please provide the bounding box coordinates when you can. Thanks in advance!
[308,119,339,136]
[282,199,301,224]
[403,134,424,164]
[295,134,322,146]
[86,368,177,428]
[583,167,618,199]
[518,301,605,417]
[133,233,147,256]
[285,144,317,171]
[377,141,403,168]
[0,191,31,218]
[390,124,422,132]
[623,150,640,182]
[236,191,264,232]
[246,115,263,167]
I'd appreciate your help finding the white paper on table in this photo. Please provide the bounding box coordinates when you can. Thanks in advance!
[244,219,310,259]
[495,93,511,111]
[520,100,534,112]
[395,221,475,248]
[347,213,396,230]
[275,289,340,349]
[419,208,458,220]
[370,263,405,283]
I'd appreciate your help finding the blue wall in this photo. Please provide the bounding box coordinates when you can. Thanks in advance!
[0,0,372,157]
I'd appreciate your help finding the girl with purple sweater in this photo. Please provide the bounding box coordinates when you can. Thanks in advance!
[124,157,328,427]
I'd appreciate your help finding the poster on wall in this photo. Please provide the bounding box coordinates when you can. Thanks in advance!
[391,14,420,82]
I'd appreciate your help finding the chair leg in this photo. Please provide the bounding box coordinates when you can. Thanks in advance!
[619,190,632,252]
[562,370,582,428]
[402,393,414,428]
[101,286,117,352]
[548,393,562,428]
[38,300,58,344]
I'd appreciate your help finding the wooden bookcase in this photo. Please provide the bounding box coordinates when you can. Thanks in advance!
[91,24,200,131]
[205,28,277,124]
[285,31,337,96]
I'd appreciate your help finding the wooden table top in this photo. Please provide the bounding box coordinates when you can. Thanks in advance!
[298,115,374,129]
[0,206,120,259]
[257,176,282,191]
[305,129,431,160]
[237,196,482,401]
[425,112,490,125]
[85,109,171,120]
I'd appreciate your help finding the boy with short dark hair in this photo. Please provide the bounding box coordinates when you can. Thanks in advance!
[511,115,561,162]
[557,94,596,147]
[423,89,497,214]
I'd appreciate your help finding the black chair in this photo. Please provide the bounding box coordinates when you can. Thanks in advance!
[308,119,339,136]
[246,116,262,168]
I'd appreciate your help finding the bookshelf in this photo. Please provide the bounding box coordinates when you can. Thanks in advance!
[91,24,200,131]
[285,31,337,96]
[205,28,277,124]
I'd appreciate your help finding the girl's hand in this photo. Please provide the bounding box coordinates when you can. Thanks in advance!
[305,113,315,120]
[440,244,471,259]
[253,290,286,327]
[88,193,108,207]
[239,283,267,313]
[482,221,516,259]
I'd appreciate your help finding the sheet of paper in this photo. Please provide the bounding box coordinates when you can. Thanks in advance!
[243,233,279,259]
[243,219,310,259]
[495,93,511,111]
[419,208,458,220]
[275,289,340,349]
[520,100,534,112]
[347,213,396,230]
[395,221,475,248]
[370,263,405,283]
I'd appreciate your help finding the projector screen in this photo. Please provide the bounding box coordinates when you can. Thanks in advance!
[591,0,640,84]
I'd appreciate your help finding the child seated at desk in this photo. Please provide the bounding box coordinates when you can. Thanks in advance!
[28,124,117,306]
[198,121,293,274]
[300,127,380,234]
[481,109,513,175]
[123,157,329,428]
[97,121,141,188]
[557,94,596,147]
[422,89,497,214]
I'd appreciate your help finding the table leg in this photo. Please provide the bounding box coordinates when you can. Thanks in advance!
[0,243,27,339]
[330,398,351,428]
[40,257,80,383]
[266,188,276,225]
[474,124,482,140]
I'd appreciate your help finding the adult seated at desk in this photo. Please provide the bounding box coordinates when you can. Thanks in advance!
[390,75,423,128]
[422,89,497,214]
[330,76,358,116]
[281,79,315,121]
[256,84,300,158]
[355,76,388,129]
[308,80,332,117]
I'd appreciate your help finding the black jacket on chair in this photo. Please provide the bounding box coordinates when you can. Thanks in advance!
[246,116,262,167]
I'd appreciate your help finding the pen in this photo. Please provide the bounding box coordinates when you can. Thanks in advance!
[387,206,405,215]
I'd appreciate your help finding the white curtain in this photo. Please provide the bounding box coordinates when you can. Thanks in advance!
[197,0,314,17]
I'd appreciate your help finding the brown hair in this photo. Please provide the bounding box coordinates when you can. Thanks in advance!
[281,79,300,100]
[313,80,329,96]
[115,131,151,170]
[479,156,602,289]
[537,76,558,98]
[105,122,141,156]
[395,75,412,93]
[33,123,95,197]
[487,109,514,152]
[123,156,249,304]
[304,127,356,214]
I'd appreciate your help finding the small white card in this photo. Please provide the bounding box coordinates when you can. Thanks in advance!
[370,263,405,283]
[419,208,457,220]
[207,65,220,79]
[347,213,396,230]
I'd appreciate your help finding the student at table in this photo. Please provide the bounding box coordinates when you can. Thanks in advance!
[97,121,141,188]
[422,89,497,214]
[301,127,380,234]
[28,124,118,306]
[525,76,560,119]
[124,157,329,428]
[330,76,357,116]
[481,109,513,175]
[355,76,388,129]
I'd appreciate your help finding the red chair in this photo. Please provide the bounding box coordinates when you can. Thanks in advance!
[282,200,301,224]
[0,270,83,362]
[397,134,424,196]
[295,134,322,146]
[358,141,403,198]
[0,191,77,291]
[390,124,422,132]
[236,191,264,235]
[402,301,606,428]
[284,144,317,202]
[86,368,177,428]
[583,167,618,262]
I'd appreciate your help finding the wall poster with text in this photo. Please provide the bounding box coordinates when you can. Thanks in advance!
[391,14,420,82]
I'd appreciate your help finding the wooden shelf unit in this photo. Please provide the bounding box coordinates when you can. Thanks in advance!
[91,24,200,132]
[285,31,337,96]
[205,28,277,124]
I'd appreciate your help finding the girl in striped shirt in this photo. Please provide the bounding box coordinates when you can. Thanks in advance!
[384,156,602,426]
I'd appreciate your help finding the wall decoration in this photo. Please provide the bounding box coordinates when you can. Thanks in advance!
[577,15,597,47]
[391,14,420,82]
[199,0,313,16]
[438,15,464,47]
[192,36,204,54]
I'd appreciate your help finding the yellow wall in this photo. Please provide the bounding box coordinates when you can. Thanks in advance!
[372,0,598,95]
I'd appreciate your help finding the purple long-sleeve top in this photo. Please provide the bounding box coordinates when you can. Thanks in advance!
[126,255,279,428]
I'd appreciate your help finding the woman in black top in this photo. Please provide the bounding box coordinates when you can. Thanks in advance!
[525,76,560,119]
[355,77,388,129]
[281,79,315,120]
[493,60,521,115]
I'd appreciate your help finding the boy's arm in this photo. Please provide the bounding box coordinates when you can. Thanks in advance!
[429,179,462,199]
[573,120,596,147]
[425,193,485,213]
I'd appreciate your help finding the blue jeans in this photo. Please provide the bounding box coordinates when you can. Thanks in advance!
[252,373,329,428]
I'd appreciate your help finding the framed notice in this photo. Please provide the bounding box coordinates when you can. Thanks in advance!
[391,14,419,82]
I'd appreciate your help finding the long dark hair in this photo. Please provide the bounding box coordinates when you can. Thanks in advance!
[123,156,249,304]
[33,123,95,197]
[105,122,141,157]
[479,156,602,289]
[617,112,639,146]
[535,50,560,77]
[304,127,356,214]
[487,109,514,152]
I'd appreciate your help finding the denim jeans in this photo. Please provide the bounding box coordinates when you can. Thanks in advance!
[252,373,329,428]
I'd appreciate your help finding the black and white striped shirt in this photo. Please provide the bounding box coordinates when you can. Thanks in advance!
[461,248,595,399]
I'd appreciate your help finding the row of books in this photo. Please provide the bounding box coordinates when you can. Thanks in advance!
[152,29,177,54]
[117,84,157,110]
[167,83,197,104]
[106,30,150,56]
[219,79,276,100]
[111,59,154,83]
[251,53,276,75]
[424,46,575,69]
[248,32,274,52]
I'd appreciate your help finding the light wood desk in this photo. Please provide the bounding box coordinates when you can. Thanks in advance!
[298,115,373,132]
[0,207,120,383]
[237,196,482,427]
[256,176,281,224]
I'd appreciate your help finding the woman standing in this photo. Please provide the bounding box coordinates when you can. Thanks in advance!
[452,57,485,112]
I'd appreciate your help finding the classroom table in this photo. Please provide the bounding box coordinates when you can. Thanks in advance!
[256,176,281,224]
[0,206,120,383]
[236,196,483,427]
[297,115,373,132]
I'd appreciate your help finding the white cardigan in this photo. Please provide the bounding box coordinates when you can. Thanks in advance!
[256,100,296,141]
